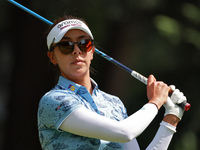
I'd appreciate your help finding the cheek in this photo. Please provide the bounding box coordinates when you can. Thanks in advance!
[90,52,94,61]
[55,55,70,69]
[86,53,93,66]
[57,58,69,68]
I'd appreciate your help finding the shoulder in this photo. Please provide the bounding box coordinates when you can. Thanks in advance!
[39,89,80,107]
[38,89,83,130]
[41,89,73,100]
[38,89,83,119]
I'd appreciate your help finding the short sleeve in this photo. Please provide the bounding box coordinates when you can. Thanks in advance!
[38,90,83,131]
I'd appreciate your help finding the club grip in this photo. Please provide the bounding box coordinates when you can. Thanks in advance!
[178,101,191,111]
[130,71,191,111]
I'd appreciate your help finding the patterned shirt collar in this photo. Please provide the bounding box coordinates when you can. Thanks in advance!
[57,76,98,93]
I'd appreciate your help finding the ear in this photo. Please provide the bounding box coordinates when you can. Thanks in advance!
[47,51,58,65]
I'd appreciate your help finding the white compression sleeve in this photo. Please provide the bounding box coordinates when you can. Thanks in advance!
[123,138,140,150]
[145,121,176,150]
[60,103,158,143]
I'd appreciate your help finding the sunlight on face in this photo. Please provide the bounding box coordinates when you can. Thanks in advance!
[48,29,95,82]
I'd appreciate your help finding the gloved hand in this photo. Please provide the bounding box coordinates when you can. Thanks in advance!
[164,85,187,120]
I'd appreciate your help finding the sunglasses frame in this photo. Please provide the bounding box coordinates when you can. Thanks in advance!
[50,39,94,54]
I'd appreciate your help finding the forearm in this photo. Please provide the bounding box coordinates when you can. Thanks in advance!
[120,103,158,141]
[124,138,140,150]
[145,121,176,150]
[60,103,158,143]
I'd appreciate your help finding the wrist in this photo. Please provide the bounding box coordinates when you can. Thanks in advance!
[148,98,164,110]
[148,102,159,110]
[163,114,180,127]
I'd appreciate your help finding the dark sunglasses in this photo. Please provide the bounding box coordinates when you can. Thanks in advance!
[50,39,94,54]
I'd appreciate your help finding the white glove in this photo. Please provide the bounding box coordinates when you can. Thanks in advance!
[164,85,186,120]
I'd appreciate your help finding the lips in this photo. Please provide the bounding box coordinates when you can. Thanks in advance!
[72,59,85,65]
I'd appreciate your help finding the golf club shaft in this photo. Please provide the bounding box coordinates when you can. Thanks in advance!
[95,49,191,111]
[8,0,53,25]
[8,0,190,111]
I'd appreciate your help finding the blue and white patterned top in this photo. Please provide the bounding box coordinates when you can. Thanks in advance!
[38,76,128,150]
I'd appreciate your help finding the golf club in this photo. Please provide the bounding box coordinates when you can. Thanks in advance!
[8,0,191,111]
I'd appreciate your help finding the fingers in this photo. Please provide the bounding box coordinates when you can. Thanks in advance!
[169,85,176,91]
[171,89,187,104]
[147,75,170,93]
[147,75,170,109]
[169,85,187,104]
[147,75,156,86]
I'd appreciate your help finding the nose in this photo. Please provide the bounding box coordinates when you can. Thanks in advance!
[72,44,82,55]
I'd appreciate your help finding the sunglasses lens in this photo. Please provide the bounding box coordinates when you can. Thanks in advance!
[56,39,93,54]
[78,39,93,52]
[59,42,74,54]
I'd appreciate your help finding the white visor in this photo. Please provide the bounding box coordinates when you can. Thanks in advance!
[47,19,94,50]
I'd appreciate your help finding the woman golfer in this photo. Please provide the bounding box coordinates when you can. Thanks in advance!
[38,15,186,150]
